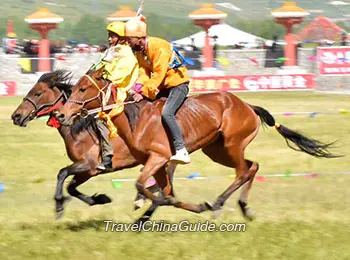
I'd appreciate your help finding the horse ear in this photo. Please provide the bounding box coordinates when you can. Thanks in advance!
[94,65,105,78]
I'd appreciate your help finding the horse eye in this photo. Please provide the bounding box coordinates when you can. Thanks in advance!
[79,88,86,93]
[35,92,42,97]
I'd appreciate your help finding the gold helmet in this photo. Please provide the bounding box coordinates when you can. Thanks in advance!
[125,17,147,37]
[106,21,125,36]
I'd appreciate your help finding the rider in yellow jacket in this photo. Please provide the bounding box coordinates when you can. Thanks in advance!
[95,21,139,171]
[125,17,191,164]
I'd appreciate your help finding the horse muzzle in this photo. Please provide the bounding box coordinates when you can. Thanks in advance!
[55,112,77,127]
[11,111,35,127]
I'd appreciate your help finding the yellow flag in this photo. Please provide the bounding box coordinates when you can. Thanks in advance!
[216,57,230,66]
[18,58,31,72]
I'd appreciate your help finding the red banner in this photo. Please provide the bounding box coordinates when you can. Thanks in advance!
[0,81,17,96]
[317,47,350,75]
[189,74,315,93]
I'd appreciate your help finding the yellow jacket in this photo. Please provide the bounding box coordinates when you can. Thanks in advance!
[135,37,189,100]
[95,44,138,138]
[96,44,138,117]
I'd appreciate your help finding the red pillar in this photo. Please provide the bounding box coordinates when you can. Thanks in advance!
[36,27,51,73]
[284,23,296,66]
[30,24,56,72]
[194,20,219,69]
[6,20,14,36]
[203,29,214,68]
[275,17,304,67]
[39,38,51,72]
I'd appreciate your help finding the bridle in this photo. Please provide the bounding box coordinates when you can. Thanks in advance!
[23,87,69,119]
[67,74,111,117]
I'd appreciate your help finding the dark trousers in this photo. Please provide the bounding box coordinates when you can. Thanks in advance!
[157,82,189,151]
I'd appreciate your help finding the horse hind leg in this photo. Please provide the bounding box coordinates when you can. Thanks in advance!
[207,127,260,220]
[201,134,235,168]
[238,160,259,221]
[207,156,252,219]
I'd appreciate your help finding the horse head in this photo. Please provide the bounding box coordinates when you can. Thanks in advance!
[56,66,111,126]
[11,70,73,127]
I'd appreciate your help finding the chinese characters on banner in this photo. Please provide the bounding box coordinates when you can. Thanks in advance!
[317,47,350,75]
[0,81,17,96]
[189,74,315,93]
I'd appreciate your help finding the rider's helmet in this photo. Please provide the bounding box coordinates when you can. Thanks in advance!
[125,16,147,37]
[106,21,125,36]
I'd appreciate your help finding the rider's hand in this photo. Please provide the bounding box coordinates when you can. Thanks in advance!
[128,89,136,96]
[133,84,143,93]
[133,93,144,102]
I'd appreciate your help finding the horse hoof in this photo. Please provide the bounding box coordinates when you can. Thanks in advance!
[134,217,150,229]
[166,196,178,205]
[238,200,254,221]
[211,208,223,219]
[204,201,214,211]
[133,199,145,210]
[205,201,223,211]
[56,210,64,220]
[91,194,112,205]
[59,196,71,203]
[244,208,255,221]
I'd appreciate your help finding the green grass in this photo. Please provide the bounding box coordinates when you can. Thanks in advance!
[1,92,350,260]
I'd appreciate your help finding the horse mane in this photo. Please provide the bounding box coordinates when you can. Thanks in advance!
[38,69,74,96]
[70,115,99,139]
[124,101,143,132]
[70,99,149,137]
[124,97,167,132]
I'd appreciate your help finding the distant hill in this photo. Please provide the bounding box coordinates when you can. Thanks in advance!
[1,0,348,44]
[2,0,348,23]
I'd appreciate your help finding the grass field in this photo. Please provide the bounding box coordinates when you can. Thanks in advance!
[0,92,350,260]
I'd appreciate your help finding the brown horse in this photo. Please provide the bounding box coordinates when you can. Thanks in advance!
[56,67,336,221]
[11,70,162,219]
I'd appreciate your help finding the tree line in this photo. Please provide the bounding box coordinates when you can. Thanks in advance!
[1,13,348,45]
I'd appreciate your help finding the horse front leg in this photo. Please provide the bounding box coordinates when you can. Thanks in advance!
[133,183,160,210]
[67,174,112,206]
[135,154,171,205]
[54,161,91,219]
[54,167,73,219]
[133,162,177,210]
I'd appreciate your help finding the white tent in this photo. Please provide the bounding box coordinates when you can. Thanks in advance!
[173,23,263,48]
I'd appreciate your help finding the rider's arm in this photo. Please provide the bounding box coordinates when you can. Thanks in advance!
[141,47,171,98]
[136,66,150,86]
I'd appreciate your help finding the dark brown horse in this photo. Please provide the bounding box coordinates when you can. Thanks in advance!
[56,67,336,221]
[11,70,162,219]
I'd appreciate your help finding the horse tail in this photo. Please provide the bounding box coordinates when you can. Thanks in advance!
[248,104,275,127]
[248,104,339,158]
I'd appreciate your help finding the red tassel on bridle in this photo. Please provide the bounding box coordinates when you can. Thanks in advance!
[46,116,61,128]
